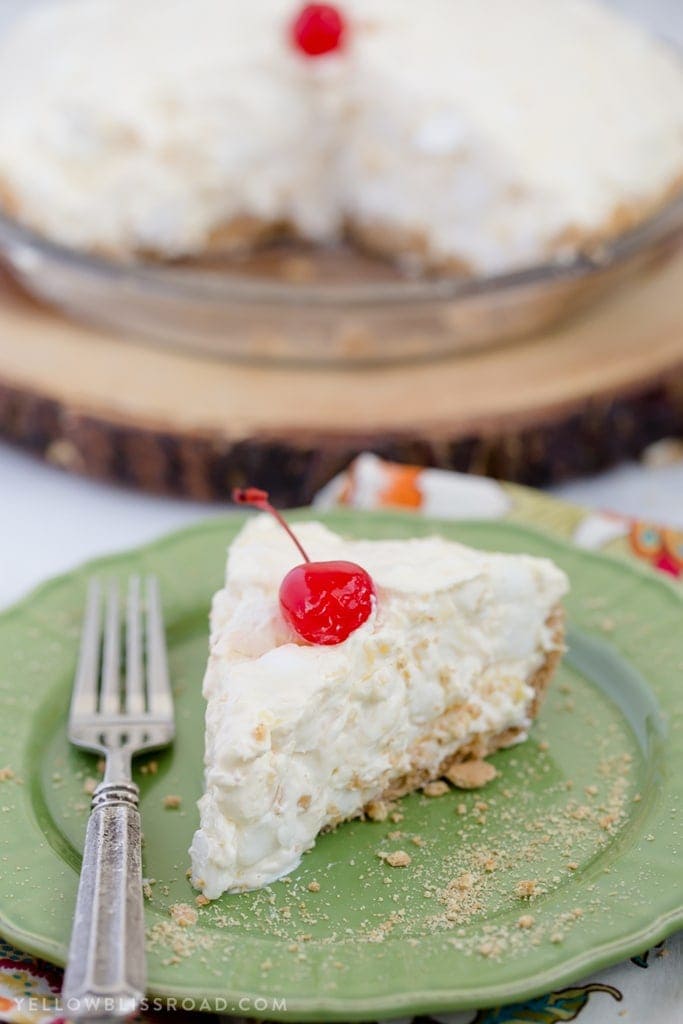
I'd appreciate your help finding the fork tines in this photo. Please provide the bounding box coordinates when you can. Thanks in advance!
[69,575,174,738]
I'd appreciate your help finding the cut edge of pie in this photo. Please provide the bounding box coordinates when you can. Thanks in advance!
[374,606,564,810]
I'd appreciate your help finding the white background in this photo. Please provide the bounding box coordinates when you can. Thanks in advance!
[2,441,683,609]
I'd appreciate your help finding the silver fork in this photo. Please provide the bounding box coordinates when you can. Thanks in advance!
[63,576,175,1022]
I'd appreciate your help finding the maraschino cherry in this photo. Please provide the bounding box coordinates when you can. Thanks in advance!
[233,487,375,646]
[290,4,346,57]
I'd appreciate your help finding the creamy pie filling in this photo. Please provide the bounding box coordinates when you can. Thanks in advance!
[190,519,568,897]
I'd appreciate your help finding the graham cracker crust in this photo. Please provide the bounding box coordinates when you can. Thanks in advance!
[2,166,679,271]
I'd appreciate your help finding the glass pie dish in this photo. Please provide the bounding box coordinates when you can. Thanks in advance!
[0,196,682,367]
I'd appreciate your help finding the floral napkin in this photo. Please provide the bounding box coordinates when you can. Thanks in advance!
[1,453,681,1024]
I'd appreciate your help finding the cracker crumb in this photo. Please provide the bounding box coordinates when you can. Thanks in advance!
[389,811,404,823]
[366,800,389,821]
[163,794,182,810]
[584,784,598,796]
[169,903,197,928]
[537,740,550,752]
[411,835,425,848]
[423,780,450,798]
[445,760,497,790]
[297,794,312,810]
[550,932,564,944]
[516,879,539,899]
[567,862,579,871]
[195,895,210,907]
[0,767,15,782]
[307,881,321,893]
[83,777,98,796]
[456,803,467,815]
[379,850,412,868]
[518,914,535,929]
[140,760,159,775]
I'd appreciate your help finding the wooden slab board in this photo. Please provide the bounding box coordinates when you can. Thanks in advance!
[1,252,683,505]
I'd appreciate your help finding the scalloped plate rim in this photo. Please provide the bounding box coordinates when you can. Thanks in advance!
[0,510,681,1021]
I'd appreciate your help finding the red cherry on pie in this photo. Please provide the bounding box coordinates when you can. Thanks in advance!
[232,487,375,645]
[290,4,346,57]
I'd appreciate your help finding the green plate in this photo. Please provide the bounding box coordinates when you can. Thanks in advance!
[0,511,682,1020]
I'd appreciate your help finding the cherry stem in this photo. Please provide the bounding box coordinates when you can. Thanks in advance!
[232,487,311,564]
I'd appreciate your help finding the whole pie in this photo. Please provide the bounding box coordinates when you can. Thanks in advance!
[189,515,568,897]
[0,0,680,274]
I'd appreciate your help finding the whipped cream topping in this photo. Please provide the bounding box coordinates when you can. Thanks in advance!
[190,518,568,896]
[0,0,344,254]
[0,0,680,272]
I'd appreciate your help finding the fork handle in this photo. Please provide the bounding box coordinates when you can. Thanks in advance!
[63,783,146,1021]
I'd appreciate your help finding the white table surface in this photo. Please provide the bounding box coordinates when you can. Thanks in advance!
[2,441,683,610]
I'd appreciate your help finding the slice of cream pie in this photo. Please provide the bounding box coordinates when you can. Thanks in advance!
[190,509,568,897]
